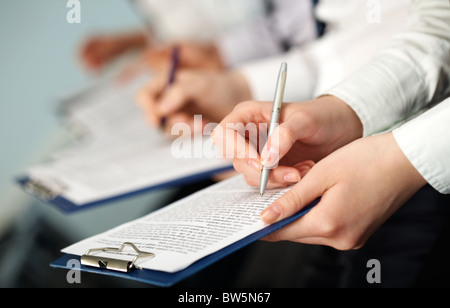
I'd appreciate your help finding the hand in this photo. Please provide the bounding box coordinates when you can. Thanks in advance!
[136,69,251,133]
[116,41,225,85]
[260,132,427,250]
[212,96,363,188]
[79,31,148,72]
[140,41,224,72]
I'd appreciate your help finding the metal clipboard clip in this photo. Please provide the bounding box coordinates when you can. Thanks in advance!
[81,242,155,273]
[24,179,61,201]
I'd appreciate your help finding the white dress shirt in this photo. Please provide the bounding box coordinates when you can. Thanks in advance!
[393,97,450,194]
[135,0,266,42]
[326,0,450,194]
[134,0,316,67]
[216,0,317,67]
[239,0,412,102]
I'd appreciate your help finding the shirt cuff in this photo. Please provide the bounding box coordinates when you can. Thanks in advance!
[237,49,318,102]
[393,97,450,194]
[323,54,428,137]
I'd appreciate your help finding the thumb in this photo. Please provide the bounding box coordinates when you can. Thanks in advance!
[260,168,324,224]
[260,112,314,168]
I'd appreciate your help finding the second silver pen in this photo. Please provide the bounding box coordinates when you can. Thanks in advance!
[260,62,288,195]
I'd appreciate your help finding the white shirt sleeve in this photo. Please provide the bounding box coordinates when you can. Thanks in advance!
[393,97,450,194]
[325,0,450,137]
[217,0,317,67]
[237,0,412,103]
[323,0,450,194]
[238,47,318,102]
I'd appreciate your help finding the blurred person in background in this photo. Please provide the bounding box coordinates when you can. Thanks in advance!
[79,0,318,73]
[136,0,411,133]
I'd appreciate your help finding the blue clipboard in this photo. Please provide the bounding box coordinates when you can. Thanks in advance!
[16,165,233,213]
[50,199,317,287]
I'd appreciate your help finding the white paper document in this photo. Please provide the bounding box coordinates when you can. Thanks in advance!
[57,72,153,142]
[62,175,290,273]
[23,72,232,206]
[27,135,231,205]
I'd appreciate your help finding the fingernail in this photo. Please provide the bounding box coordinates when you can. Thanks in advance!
[284,172,300,183]
[261,204,281,224]
[248,159,261,171]
[261,147,279,167]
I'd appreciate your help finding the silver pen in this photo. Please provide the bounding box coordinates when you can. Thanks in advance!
[260,62,288,195]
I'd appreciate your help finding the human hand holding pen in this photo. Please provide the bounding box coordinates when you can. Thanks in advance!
[136,68,252,134]
[260,63,287,195]
[211,96,429,250]
[139,42,225,72]
[119,41,226,85]
[158,46,181,128]
[212,95,363,188]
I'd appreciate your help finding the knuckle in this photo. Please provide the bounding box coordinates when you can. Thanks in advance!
[315,217,339,239]
[333,236,360,251]
[233,100,255,113]
[277,125,296,145]
[330,230,364,251]
[279,188,303,215]
[291,109,316,125]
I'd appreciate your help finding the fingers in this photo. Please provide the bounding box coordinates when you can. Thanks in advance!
[79,38,104,71]
[260,111,315,168]
[79,36,125,71]
[141,45,173,71]
[213,126,260,161]
[217,101,273,133]
[212,101,273,158]
[232,159,315,188]
[136,74,168,126]
[235,160,300,188]
[157,82,192,117]
[136,70,207,129]
[261,187,367,251]
[260,165,325,225]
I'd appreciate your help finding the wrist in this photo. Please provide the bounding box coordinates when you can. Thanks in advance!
[316,95,363,144]
[290,95,363,153]
[382,132,427,192]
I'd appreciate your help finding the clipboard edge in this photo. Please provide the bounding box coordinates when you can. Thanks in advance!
[50,198,318,287]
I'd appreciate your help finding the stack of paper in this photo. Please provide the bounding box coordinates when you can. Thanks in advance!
[18,73,232,211]
[51,175,316,286]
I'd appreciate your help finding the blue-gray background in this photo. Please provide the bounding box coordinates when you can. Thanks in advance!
[0,0,173,287]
